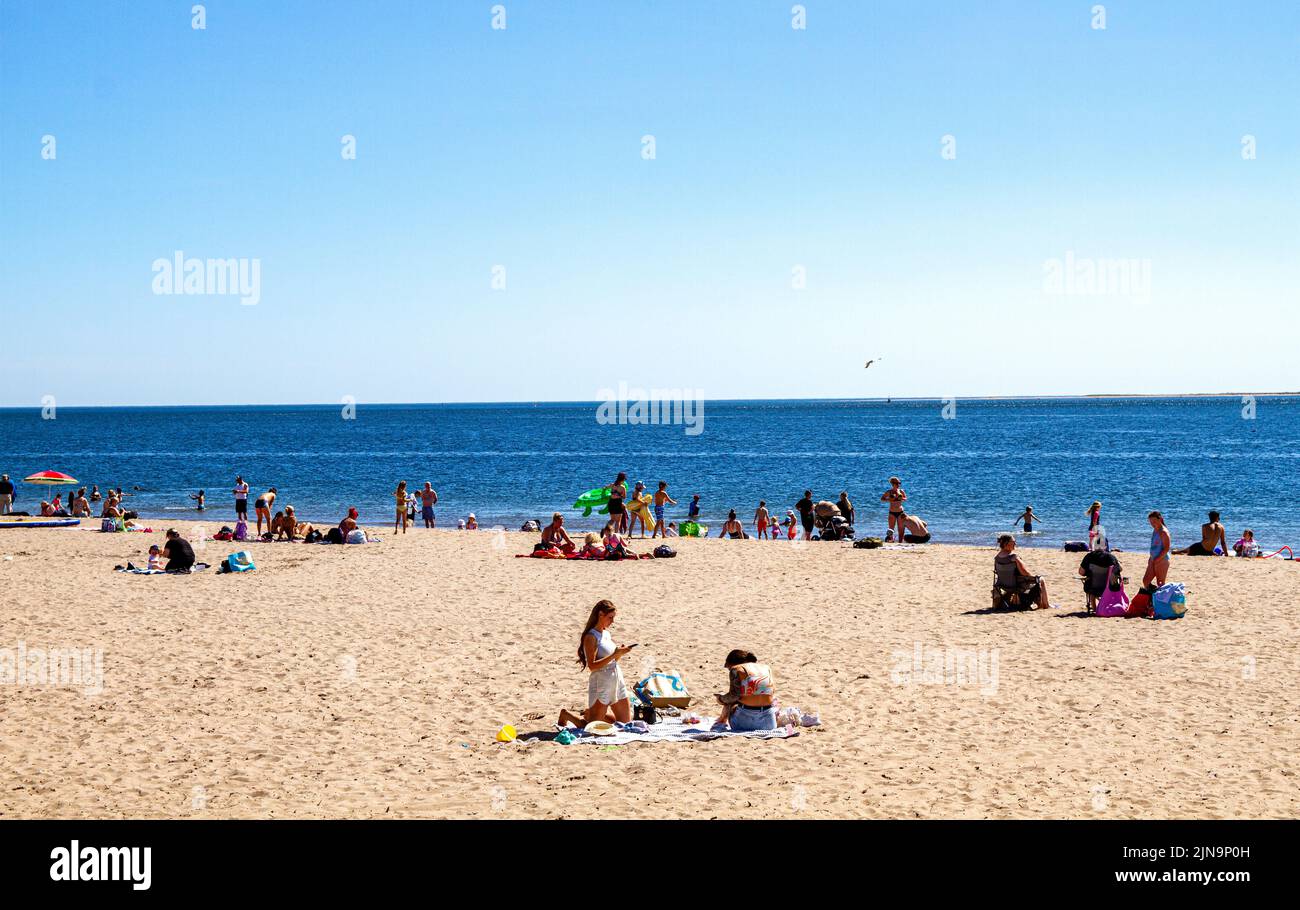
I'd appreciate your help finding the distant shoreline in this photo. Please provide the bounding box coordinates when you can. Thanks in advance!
[1,393,1297,410]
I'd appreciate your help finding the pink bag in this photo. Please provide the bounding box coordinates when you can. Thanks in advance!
[1095,566,1130,617]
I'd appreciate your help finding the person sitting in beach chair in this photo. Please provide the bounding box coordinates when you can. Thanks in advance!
[1077,530,1122,614]
[992,533,1050,610]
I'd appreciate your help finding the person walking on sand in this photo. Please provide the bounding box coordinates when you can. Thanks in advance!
[0,474,14,515]
[1144,510,1172,589]
[254,486,277,537]
[651,482,676,539]
[1013,504,1042,534]
[394,480,409,534]
[754,500,770,539]
[881,477,907,541]
[233,476,249,522]
[420,482,438,528]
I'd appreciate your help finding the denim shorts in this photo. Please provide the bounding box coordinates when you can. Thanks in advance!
[729,704,777,732]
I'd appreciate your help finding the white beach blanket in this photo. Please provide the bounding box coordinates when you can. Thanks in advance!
[561,719,801,746]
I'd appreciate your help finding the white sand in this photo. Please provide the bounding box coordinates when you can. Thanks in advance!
[1,523,1296,818]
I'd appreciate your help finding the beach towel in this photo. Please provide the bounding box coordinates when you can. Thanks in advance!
[114,563,210,575]
[524,719,802,746]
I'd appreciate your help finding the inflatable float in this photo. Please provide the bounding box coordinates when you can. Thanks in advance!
[625,492,656,532]
[678,520,709,538]
[0,517,81,529]
[573,487,612,517]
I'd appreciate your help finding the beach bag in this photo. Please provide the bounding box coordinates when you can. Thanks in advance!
[233,520,248,541]
[303,528,323,543]
[345,529,367,544]
[1151,583,1187,619]
[653,544,676,558]
[1063,541,1088,552]
[213,526,233,541]
[1095,567,1130,617]
[1127,590,1153,618]
[225,551,255,573]
[325,527,343,544]
[100,517,122,532]
[635,672,691,708]
[854,537,883,549]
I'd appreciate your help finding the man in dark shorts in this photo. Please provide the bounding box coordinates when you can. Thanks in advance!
[233,475,249,520]
[899,511,931,543]
[0,474,14,515]
[1179,510,1229,556]
[162,529,196,573]
[795,490,814,540]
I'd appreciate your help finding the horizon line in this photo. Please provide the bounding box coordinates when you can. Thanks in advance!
[1,392,1296,410]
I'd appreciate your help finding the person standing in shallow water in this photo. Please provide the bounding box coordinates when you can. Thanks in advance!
[1013,504,1041,533]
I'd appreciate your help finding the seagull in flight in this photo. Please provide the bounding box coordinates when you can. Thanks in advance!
[864,358,883,369]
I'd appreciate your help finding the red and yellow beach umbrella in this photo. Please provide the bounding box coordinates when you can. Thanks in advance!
[23,470,79,486]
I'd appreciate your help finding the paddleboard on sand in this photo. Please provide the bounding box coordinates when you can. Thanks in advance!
[0,517,81,529]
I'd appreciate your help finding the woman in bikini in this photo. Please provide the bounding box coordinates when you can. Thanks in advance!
[254,487,277,538]
[393,481,408,534]
[880,477,906,541]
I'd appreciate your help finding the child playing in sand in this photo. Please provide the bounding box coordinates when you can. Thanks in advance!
[664,522,679,537]
[465,513,478,530]
[147,545,164,572]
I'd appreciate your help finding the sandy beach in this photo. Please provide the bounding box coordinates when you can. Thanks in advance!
[0,522,1294,820]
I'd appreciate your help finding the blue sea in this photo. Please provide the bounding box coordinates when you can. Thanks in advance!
[1,397,1296,551]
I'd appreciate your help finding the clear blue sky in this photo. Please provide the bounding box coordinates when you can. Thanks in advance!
[1,1,1297,406]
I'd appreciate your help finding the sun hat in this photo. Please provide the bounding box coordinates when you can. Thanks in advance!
[584,721,617,736]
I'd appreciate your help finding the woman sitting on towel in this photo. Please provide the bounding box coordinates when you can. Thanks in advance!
[541,512,576,554]
[715,650,777,731]
[557,600,634,728]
